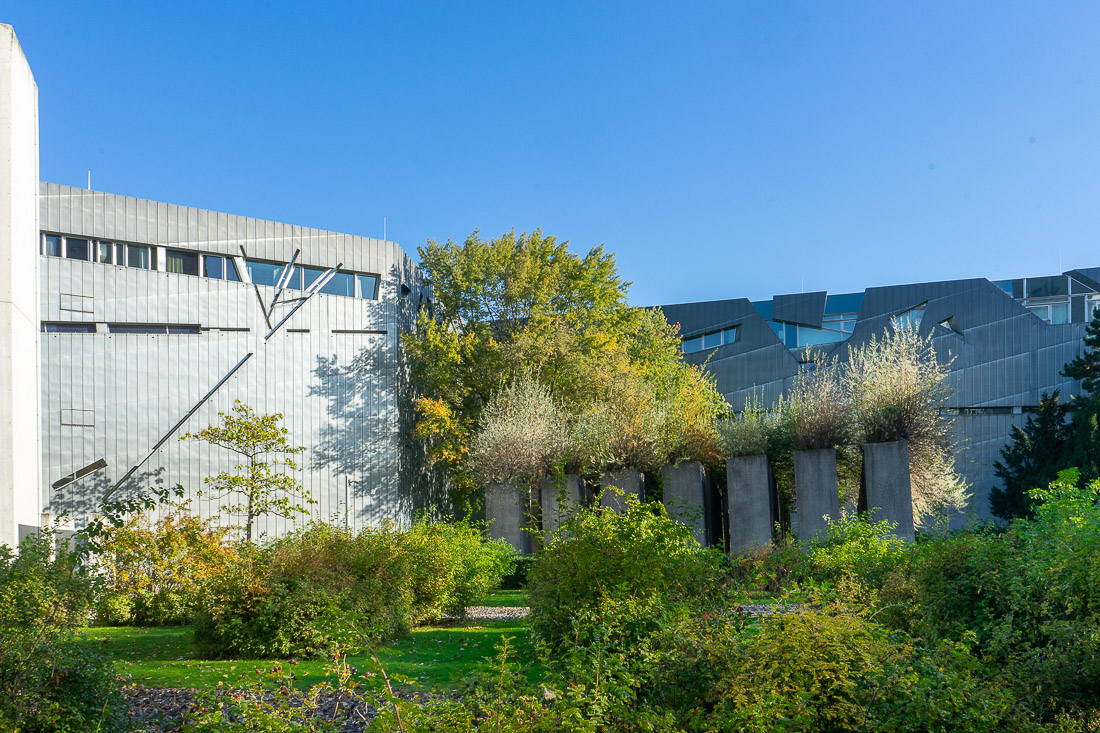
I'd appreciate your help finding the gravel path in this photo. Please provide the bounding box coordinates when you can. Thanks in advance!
[458,605,530,620]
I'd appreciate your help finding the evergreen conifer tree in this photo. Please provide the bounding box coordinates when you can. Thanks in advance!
[991,391,1071,520]
[1061,308,1100,395]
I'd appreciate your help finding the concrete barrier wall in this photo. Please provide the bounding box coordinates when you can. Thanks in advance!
[661,461,709,545]
[862,440,915,540]
[540,474,583,541]
[600,469,644,512]
[727,454,775,554]
[793,448,840,542]
[485,482,530,554]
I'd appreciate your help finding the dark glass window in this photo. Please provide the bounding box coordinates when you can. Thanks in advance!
[225,258,240,282]
[204,255,224,279]
[65,238,89,260]
[357,274,379,299]
[166,325,201,334]
[127,246,152,269]
[109,324,166,334]
[165,250,199,276]
[302,266,324,290]
[682,336,703,354]
[42,323,95,333]
[97,241,113,263]
[1026,276,1069,298]
[43,235,61,256]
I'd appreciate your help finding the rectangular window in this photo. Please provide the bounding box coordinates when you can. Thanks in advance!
[1028,305,1050,322]
[722,327,738,345]
[357,274,379,299]
[702,331,721,349]
[1051,302,1070,325]
[165,249,199,275]
[126,245,151,269]
[320,271,355,297]
[97,241,113,263]
[43,234,62,256]
[42,323,95,333]
[204,255,224,279]
[224,258,240,282]
[246,260,283,287]
[115,243,126,264]
[65,237,90,261]
[682,336,703,354]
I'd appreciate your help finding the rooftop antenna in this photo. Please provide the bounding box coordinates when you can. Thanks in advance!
[87,170,91,190]
[801,274,805,293]
[1059,248,1063,273]
[383,216,386,243]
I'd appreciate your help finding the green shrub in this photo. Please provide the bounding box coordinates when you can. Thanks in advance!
[500,554,536,590]
[0,531,125,732]
[0,530,94,634]
[194,523,413,658]
[528,495,726,654]
[194,519,515,659]
[94,507,237,626]
[401,517,515,621]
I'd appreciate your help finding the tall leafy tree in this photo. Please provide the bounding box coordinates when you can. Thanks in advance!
[990,391,1071,521]
[404,229,635,506]
[182,401,310,542]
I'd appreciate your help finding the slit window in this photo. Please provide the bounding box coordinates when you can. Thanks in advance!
[42,323,95,333]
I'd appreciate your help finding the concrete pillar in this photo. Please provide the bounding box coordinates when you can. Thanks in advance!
[540,474,583,541]
[727,454,775,554]
[793,448,840,542]
[0,24,41,550]
[599,469,644,513]
[661,461,710,545]
[862,440,915,541]
[485,482,531,554]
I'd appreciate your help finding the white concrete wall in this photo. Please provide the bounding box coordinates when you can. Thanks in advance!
[0,24,41,548]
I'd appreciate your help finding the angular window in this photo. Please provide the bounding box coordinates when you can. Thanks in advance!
[43,234,62,257]
[682,336,703,354]
[65,237,90,261]
[722,327,738,344]
[357,274,379,299]
[165,249,199,276]
[890,305,925,331]
[224,258,240,281]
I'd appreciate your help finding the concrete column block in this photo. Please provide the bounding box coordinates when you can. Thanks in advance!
[0,24,42,549]
[485,482,531,554]
[600,469,644,513]
[862,440,915,540]
[793,448,840,542]
[727,454,775,554]
[661,461,710,545]
[540,473,583,541]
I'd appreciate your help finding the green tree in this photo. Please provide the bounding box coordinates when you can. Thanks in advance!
[404,229,635,506]
[1060,308,1100,485]
[990,390,1071,521]
[1061,308,1100,396]
[183,401,311,542]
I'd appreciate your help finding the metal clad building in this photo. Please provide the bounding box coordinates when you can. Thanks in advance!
[37,184,433,535]
[662,271,1099,519]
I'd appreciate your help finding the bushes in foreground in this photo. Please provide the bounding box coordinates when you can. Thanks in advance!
[193,518,514,658]
[0,531,126,732]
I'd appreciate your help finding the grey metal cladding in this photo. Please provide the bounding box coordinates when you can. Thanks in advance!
[662,272,1091,520]
[772,291,827,328]
[39,185,430,538]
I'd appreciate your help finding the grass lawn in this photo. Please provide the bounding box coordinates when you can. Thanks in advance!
[78,618,536,692]
[477,589,528,607]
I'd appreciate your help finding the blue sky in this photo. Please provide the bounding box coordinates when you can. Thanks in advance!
[6,2,1099,305]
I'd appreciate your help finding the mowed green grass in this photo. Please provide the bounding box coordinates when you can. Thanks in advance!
[477,589,528,607]
[78,618,535,692]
